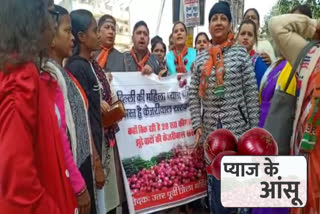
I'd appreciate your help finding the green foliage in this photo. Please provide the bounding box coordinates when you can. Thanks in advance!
[122,151,173,177]
[264,0,320,34]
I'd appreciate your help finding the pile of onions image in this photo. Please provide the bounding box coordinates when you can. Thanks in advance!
[205,128,278,180]
[127,146,206,196]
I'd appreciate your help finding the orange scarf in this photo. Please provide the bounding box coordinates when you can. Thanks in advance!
[130,48,150,71]
[97,45,113,69]
[173,46,188,73]
[199,33,234,98]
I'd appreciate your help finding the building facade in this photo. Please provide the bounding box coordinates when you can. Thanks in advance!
[220,0,245,31]
[58,0,132,52]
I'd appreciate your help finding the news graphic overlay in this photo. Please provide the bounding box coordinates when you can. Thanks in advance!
[221,156,307,208]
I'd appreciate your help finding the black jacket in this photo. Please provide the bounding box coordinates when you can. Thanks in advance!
[65,56,103,158]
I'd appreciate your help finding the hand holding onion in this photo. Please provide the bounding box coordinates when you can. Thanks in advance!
[194,128,202,148]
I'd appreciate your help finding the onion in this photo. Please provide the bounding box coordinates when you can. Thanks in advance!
[128,145,207,194]
[237,128,278,155]
[205,129,237,162]
[132,177,137,183]
[156,183,162,189]
[132,189,139,195]
[206,150,237,180]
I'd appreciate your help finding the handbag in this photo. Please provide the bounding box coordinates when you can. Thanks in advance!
[264,41,319,155]
[102,100,126,128]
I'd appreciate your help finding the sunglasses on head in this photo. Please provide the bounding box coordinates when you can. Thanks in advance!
[48,9,60,23]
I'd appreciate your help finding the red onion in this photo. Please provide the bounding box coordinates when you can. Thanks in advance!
[206,150,237,180]
[129,146,207,194]
[237,128,278,155]
[205,129,237,162]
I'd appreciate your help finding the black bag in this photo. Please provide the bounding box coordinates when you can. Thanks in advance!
[264,41,319,155]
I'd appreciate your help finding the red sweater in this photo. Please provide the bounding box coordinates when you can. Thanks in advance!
[0,62,77,214]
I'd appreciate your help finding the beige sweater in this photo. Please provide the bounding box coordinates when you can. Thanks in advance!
[254,39,276,62]
[269,14,319,66]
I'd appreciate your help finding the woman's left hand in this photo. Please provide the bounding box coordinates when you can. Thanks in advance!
[106,72,113,82]
[141,65,153,75]
[158,69,167,79]
[260,52,272,65]
[95,159,105,189]
[313,21,320,40]
[101,101,110,115]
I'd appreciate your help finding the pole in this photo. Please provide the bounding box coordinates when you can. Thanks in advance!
[155,0,166,35]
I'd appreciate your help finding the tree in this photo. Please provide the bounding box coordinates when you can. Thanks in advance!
[264,0,320,34]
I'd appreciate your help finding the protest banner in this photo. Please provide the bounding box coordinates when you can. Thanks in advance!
[112,73,207,214]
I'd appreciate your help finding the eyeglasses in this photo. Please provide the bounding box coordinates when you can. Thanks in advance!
[48,9,60,23]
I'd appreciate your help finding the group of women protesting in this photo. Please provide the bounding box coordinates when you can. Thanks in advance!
[0,0,320,214]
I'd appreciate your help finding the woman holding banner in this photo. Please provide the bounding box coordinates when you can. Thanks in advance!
[97,14,125,72]
[96,14,126,214]
[189,2,260,213]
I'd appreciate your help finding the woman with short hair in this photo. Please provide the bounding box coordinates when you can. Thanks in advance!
[97,14,125,72]
[189,2,260,213]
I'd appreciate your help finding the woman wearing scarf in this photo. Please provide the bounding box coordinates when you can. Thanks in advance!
[66,9,107,214]
[123,21,160,75]
[44,5,93,214]
[96,14,126,213]
[236,19,268,89]
[269,13,320,214]
[0,0,77,213]
[258,58,293,128]
[97,14,125,72]
[92,58,125,213]
[166,21,197,75]
[189,2,260,214]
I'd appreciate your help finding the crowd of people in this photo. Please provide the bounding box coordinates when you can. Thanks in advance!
[0,0,320,214]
